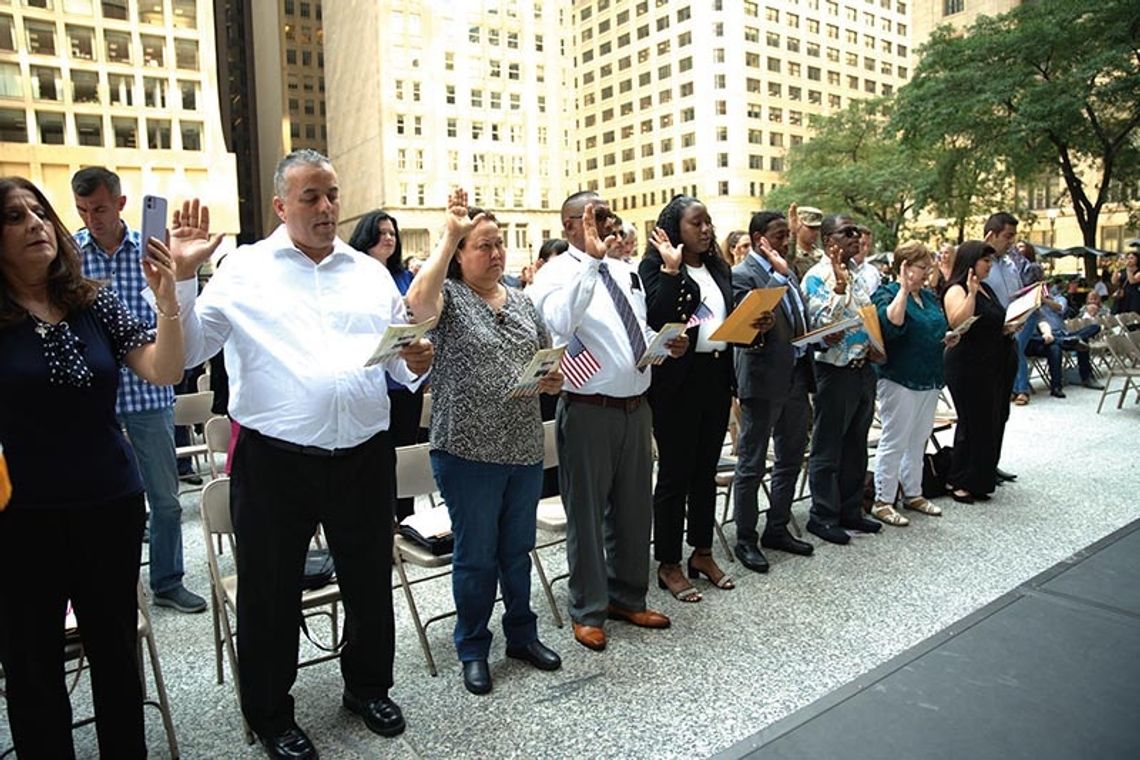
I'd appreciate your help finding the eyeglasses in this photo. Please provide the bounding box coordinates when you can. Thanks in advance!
[831,226,861,239]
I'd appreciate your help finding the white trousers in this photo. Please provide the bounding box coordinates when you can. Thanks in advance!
[874,379,940,503]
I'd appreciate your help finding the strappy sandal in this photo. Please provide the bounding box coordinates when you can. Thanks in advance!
[870,502,910,526]
[687,550,735,590]
[1013,393,1029,406]
[657,564,702,602]
[903,496,942,516]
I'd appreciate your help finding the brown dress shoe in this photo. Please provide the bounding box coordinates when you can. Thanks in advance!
[572,622,606,651]
[606,605,671,629]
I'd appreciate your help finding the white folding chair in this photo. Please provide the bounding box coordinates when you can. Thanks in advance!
[199,478,342,743]
[173,391,215,484]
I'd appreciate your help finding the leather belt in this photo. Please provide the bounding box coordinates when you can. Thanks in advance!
[245,427,358,458]
[694,349,726,359]
[563,392,645,412]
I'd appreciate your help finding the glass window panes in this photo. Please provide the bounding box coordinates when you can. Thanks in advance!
[147,118,171,149]
[142,35,164,67]
[101,0,128,20]
[179,79,197,109]
[0,16,14,52]
[139,2,164,24]
[143,76,166,108]
[112,116,136,147]
[37,111,65,144]
[26,22,56,55]
[105,30,131,63]
[72,69,99,103]
[68,26,95,59]
[0,62,21,98]
[109,73,133,105]
[0,108,27,142]
[172,0,197,29]
[76,114,102,145]
[180,120,202,150]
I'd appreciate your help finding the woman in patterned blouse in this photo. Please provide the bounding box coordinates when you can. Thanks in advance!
[0,176,184,757]
[405,188,564,696]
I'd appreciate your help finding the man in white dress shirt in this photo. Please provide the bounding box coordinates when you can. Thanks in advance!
[172,150,432,760]
[528,191,686,652]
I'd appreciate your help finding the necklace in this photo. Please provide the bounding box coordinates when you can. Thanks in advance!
[28,313,52,338]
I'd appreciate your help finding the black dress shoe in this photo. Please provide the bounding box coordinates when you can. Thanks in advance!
[733,542,769,573]
[461,659,492,695]
[761,532,814,556]
[342,691,406,737]
[259,726,318,760]
[805,520,850,545]
[950,490,975,504]
[506,640,562,671]
[995,467,1017,482]
[840,516,882,534]
[1050,389,1066,398]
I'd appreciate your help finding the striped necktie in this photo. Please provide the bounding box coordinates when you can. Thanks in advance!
[598,261,647,366]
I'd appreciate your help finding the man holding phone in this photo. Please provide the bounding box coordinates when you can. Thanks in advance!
[72,166,208,614]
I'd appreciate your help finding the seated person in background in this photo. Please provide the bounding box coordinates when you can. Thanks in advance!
[1024,284,1103,397]
[1081,291,1103,319]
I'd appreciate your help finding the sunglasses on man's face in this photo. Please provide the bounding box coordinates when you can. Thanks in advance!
[831,226,861,239]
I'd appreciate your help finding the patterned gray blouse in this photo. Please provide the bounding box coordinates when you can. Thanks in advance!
[427,279,551,465]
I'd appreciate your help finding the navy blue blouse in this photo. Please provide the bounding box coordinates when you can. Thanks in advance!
[0,287,154,509]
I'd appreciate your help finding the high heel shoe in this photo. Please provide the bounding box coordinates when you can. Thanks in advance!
[687,551,735,590]
[657,564,701,602]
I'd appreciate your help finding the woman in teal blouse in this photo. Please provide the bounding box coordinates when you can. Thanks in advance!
[870,242,959,525]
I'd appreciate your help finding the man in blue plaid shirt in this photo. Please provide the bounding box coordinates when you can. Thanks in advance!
[72,167,206,614]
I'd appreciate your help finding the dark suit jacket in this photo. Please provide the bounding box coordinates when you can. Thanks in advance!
[731,254,816,401]
[639,250,734,395]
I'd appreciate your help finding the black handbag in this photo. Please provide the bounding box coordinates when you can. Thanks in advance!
[922,448,953,498]
[301,548,335,590]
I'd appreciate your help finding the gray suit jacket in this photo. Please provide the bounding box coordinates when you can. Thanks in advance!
[731,255,815,401]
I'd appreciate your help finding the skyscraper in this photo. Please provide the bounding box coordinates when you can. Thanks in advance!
[0,0,239,233]
[323,0,573,267]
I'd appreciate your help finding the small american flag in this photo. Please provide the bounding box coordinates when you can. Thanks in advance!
[561,333,601,388]
[686,301,714,329]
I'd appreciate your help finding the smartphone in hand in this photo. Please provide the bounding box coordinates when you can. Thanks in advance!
[140,195,168,257]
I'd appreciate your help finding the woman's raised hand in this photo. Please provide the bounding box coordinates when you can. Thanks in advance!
[445,187,482,239]
[967,269,981,296]
[648,227,683,272]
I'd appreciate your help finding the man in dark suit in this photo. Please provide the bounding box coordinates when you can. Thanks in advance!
[731,211,816,573]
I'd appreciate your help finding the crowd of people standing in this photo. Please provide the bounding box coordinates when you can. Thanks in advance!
[1,149,1132,759]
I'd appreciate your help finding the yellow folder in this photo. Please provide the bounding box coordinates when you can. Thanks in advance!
[709,286,788,344]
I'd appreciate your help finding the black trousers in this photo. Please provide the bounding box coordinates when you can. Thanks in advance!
[388,386,425,520]
[649,353,733,564]
[0,494,146,759]
[231,429,396,737]
[808,363,877,527]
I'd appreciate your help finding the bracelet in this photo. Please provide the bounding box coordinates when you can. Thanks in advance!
[154,303,181,321]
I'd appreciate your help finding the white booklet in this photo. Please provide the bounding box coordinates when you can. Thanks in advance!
[364,317,437,367]
[950,315,980,337]
[507,346,566,398]
[791,316,862,348]
[637,322,688,368]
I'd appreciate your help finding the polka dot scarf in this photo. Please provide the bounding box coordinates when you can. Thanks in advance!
[32,316,95,388]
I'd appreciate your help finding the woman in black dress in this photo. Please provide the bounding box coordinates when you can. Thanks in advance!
[941,241,1016,503]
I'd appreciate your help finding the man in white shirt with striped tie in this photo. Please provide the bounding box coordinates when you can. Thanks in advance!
[528,191,687,653]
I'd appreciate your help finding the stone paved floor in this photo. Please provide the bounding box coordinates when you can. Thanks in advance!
[3,380,1138,758]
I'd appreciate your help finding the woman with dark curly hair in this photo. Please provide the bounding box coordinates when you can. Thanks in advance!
[0,176,185,757]
[348,210,422,519]
[638,195,735,602]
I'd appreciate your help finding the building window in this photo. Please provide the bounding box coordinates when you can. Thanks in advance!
[146,119,171,149]
[72,70,100,103]
[143,77,167,108]
[112,116,136,147]
[0,16,15,53]
[141,36,165,67]
[181,121,203,150]
[36,112,65,145]
[172,0,197,29]
[719,180,729,195]
[26,22,57,56]
[109,74,133,105]
[101,1,128,20]
[176,39,199,69]
[28,66,62,101]
[943,0,964,15]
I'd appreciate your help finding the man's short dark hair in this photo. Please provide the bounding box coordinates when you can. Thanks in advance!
[749,210,785,238]
[819,213,852,239]
[983,212,1019,236]
[71,166,121,197]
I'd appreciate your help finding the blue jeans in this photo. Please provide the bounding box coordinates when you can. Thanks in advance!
[430,451,542,662]
[120,407,184,593]
[1012,319,1035,395]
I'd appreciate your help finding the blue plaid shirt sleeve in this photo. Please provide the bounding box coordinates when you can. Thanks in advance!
[76,228,175,414]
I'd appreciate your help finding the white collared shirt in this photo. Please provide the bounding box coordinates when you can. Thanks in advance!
[527,244,654,397]
[177,225,422,449]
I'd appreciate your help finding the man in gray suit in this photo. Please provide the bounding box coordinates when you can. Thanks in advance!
[731,210,817,573]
